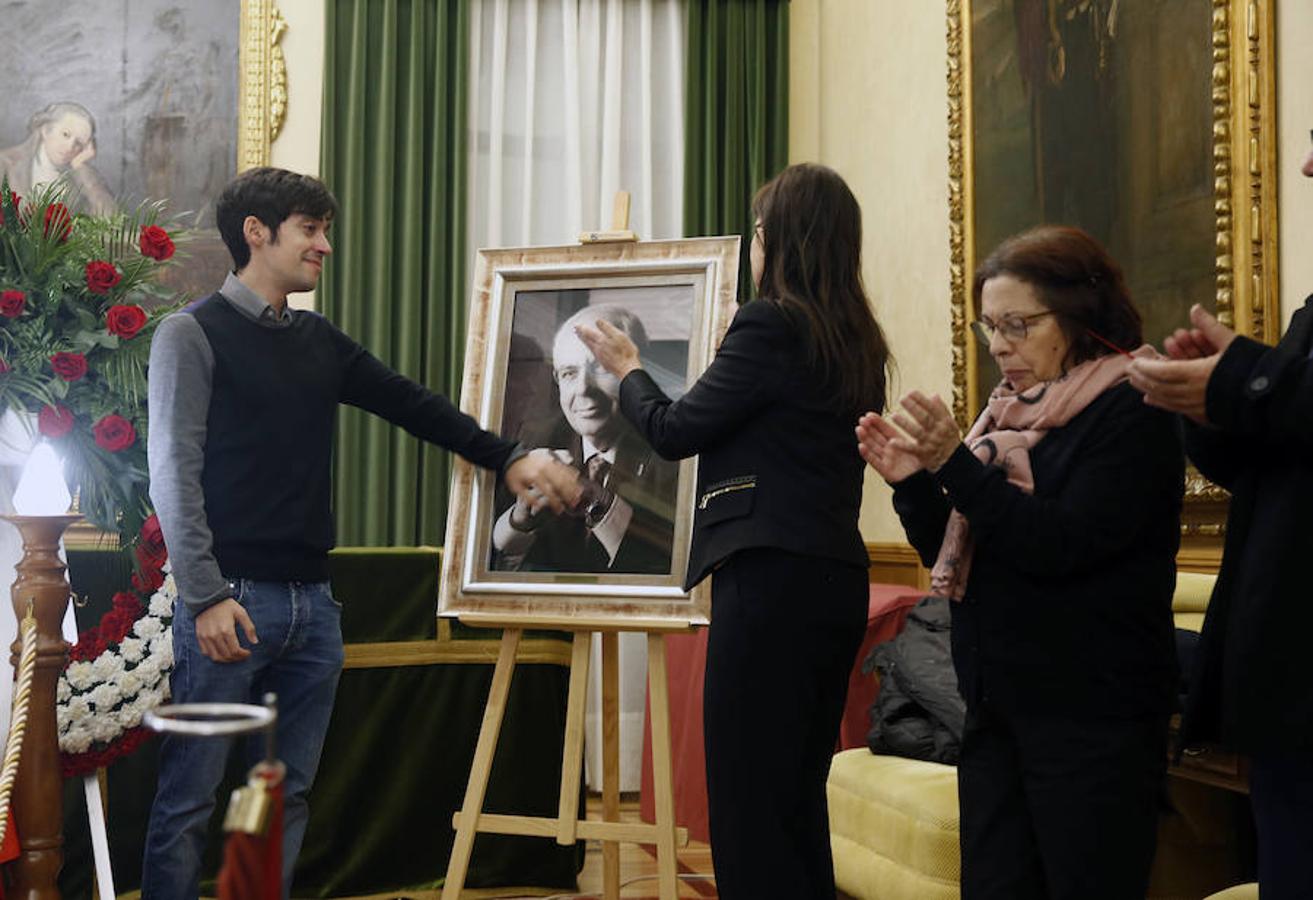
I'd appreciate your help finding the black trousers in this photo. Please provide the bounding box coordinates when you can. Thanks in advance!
[958,702,1168,900]
[704,549,868,900]
[1249,751,1313,899]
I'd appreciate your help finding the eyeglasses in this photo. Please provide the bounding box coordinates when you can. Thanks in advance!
[971,311,1055,344]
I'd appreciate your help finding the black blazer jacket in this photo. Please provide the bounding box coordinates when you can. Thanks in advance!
[619,298,872,590]
[1182,295,1313,752]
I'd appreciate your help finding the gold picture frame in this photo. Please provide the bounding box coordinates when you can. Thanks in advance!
[946,0,1277,548]
[439,237,741,628]
[239,0,289,171]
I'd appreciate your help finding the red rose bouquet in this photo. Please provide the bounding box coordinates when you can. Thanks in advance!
[1,177,190,774]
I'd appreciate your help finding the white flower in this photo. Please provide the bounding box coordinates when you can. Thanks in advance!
[91,716,119,744]
[89,683,119,711]
[66,696,92,723]
[116,705,142,729]
[66,662,95,691]
[119,637,144,663]
[149,592,174,618]
[135,655,162,683]
[57,680,72,703]
[133,617,163,640]
[90,654,119,682]
[114,669,144,698]
[63,725,93,754]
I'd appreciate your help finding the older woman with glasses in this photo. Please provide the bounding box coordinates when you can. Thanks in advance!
[858,225,1184,899]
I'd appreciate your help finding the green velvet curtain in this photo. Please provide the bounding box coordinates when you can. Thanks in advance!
[320,0,469,545]
[684,0,790,300]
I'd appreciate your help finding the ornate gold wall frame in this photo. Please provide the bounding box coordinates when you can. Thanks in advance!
[947,0,1277,543]
[239,0,289,171]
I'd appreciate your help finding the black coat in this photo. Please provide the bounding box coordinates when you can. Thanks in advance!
[1182,296,1313,753]
[619,298,872,590]
[892,383,1184,717]
[865,596,965,764]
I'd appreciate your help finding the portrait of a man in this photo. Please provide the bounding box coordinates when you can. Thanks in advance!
[490,290,691,576]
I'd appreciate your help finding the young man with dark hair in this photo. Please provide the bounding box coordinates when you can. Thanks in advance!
[142,167,578,899]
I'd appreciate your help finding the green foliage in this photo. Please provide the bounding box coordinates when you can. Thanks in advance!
[0,177,185,543]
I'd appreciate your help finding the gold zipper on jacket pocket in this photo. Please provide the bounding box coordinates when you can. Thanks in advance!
[699,481,756,509]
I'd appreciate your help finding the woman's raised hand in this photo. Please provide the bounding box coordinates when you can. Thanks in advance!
[856,411,923,484]
[886,391,961,472]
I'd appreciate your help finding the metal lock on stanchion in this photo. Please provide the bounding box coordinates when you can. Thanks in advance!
[145,693,285,900]
[223,761,284,836]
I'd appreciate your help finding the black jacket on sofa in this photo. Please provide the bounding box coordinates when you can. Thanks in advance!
[1182,295,1313,753]
[619,298,872,590]
[865,596,965,764]
[891,382,1184,718]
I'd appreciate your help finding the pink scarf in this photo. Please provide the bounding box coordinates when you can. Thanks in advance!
[929,347,1155,600]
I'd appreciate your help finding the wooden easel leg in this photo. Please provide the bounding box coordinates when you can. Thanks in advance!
[441,628,522,900]
[556,632,592,845]
[646,633,680,900]
[601,632,621,899]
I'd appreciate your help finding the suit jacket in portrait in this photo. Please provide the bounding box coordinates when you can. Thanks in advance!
[491,415,680,575]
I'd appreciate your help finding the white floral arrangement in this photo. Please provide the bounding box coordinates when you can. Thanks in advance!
[56,569,176,772]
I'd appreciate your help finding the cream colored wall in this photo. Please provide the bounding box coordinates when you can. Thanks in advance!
[792,0,1313,542]
[269,0,326,311]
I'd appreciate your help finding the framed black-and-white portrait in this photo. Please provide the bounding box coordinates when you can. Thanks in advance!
[440,237,741,627]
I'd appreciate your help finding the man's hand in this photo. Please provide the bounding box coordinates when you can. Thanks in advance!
[194,598,259,663]
[1128,304,1237,424]
[505,450,582,515]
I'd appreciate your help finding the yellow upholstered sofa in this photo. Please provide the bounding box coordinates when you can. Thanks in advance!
[828,572,1247,900]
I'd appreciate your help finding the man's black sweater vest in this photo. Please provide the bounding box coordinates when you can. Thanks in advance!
[190,294,347,582]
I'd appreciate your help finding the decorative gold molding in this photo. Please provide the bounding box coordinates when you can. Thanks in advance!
[945,0,974,429]
[238,0,289,171]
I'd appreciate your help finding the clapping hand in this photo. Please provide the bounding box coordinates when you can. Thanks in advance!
[1128,304,1237,424]
[858,392,961,480]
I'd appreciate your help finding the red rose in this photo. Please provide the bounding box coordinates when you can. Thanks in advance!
[37,404,74,438]
[84,260,121,295]
[50,351,88,381]
[132,566,164,593]
[105,304,147,339]
[43,203,72,241]
[135,540,167,572]
[93,413,136,452]
[141,513,164,548]
[0,289,26,318]
[139,225,175,261]
[0,359,9,374]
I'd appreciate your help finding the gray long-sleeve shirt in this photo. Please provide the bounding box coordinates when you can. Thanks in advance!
[148,272,522,613]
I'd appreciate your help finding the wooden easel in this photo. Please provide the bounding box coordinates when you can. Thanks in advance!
[444,192,695,899]
[440,618,691,900]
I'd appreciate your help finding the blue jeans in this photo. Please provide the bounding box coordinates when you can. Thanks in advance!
[142,580,344,900]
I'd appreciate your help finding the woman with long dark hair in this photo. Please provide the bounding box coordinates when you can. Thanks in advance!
[578,163,891,898]
[859,225,1182,898]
